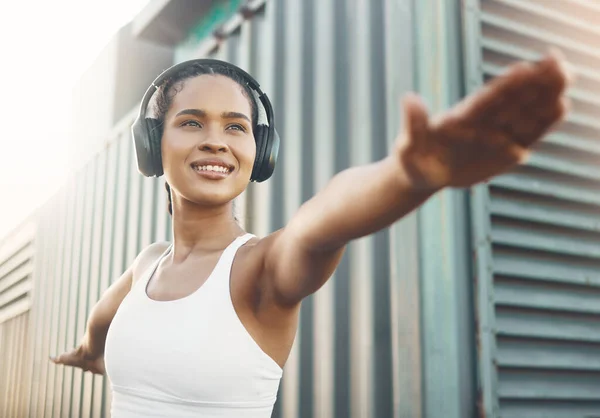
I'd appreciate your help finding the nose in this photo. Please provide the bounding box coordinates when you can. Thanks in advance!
[197,132,229,153]
[198,142,228,153]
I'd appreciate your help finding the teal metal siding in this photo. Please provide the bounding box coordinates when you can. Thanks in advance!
[411,1,479,417]
[179,0,410,416]
[465,1,600,417]
[6,0,423,417]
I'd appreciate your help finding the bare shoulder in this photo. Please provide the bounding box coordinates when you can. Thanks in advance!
[131,241,171,284]
[236,230,283,270]
[232,230,285,300]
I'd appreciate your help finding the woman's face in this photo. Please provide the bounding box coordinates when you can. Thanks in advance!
[161,74,256,209]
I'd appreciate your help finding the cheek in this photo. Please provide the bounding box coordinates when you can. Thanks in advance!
[161,133,187,166]
[237,139,257,172]
[160,142,190,190]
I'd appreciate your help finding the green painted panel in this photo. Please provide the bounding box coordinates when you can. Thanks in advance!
[175,0,244,61]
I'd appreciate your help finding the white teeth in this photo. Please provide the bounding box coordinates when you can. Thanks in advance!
[193,164,229,173]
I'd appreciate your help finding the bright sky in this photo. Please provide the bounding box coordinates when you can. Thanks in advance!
[0,0,150,240]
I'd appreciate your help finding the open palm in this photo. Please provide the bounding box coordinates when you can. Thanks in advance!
[397,50,573,190]
[50,345,105,375]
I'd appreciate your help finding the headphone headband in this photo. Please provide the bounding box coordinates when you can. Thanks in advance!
[137,59,268,122]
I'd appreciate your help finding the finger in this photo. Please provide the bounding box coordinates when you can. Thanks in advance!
[97,359,106,375]
[537,96,571,139]
[511,144,530,166]
[482,59,570,143]
[559,96,571,121]
[402,93,430,142]
[524,51,573,105]
[49,353,67,364]
[489,141,529,167]
[476,55,569,121]
[513,95,571,148]
[543,48,576,88]
[90,364,106,376]
[50,352,80,367]
[456,63,538,127]
[442,58,547,130]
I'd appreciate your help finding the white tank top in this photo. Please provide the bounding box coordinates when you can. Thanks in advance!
[104,234,283,418]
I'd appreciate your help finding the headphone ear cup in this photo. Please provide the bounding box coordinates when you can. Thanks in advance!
[145,118,164,177]
[132,116,153,177]
[251,124,269,182]
[259,128,280,182]
[252,126,279,182]
[132,116,163,177]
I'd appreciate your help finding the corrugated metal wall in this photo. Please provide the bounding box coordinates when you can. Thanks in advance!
[0,221,35,325]
[0,313,31,418]
[23,114,173,418]
[21,113,174,418]
[181,0,415,417]
[465,1,600,417]
[0,221,36,417]
[13,1,600,417]
[11,0,422,417]
[412,1,478,417]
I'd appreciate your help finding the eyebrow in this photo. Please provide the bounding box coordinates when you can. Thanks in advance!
[222,111,251,124]
[175,109,251,124]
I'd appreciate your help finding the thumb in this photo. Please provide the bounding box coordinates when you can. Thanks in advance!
[402,93,430,142]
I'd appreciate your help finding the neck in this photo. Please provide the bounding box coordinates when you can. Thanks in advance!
[170,199,245,260]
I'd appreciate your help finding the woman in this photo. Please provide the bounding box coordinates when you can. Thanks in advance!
[51,53,572,417]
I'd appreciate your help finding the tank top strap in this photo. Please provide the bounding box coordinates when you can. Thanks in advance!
[133,244,173,293]
[209,233,255,289]
[219,233,255,266]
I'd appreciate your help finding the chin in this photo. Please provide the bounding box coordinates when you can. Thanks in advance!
[197,192,240,207]
[166,169,250,210]
[186,183,246,208]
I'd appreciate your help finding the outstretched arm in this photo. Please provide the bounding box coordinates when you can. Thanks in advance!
[50,242,169,374]
[50,266,134,374]
[262,51,573,306]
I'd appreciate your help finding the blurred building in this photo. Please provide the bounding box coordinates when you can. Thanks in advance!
[69,22,173,170]
[2,0,600,417]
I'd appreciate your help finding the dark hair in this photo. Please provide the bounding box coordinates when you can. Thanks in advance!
[165,182,173,216]
[154,62,260,217]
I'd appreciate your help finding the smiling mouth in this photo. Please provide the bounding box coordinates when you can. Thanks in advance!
[189,161,235,180]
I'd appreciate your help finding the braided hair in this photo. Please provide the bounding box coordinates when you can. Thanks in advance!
[152,62,260,216]
[165,182,173,216]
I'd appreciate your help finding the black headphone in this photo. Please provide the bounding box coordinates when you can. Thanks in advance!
[131,59,280,182]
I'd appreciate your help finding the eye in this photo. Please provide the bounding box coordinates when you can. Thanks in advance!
[181,120,202,128]
[227,124,247,132]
